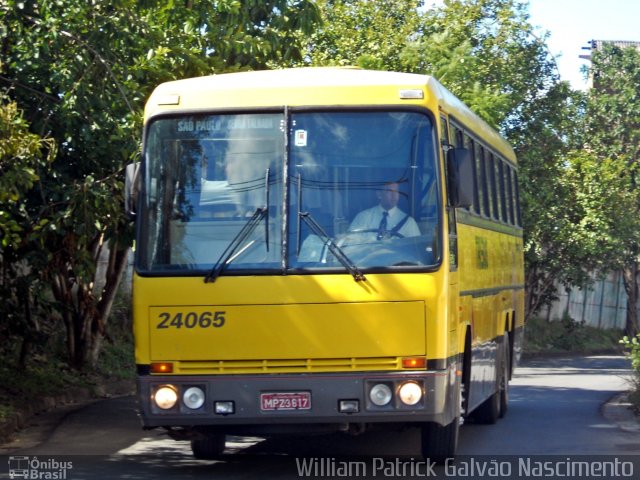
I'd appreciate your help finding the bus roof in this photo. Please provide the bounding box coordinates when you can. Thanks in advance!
[146,67,516,162]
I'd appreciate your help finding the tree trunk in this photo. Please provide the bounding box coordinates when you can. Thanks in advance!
[48,229,131,370]
[51,270,79,367]
[524,265,556,322]
[88,244,130,368]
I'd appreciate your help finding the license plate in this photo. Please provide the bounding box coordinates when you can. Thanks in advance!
[260,392,311,411]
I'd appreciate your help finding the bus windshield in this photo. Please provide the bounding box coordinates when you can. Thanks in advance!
[138,110,441,275]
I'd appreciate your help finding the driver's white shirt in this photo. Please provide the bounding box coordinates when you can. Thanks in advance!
[349,205,420,239]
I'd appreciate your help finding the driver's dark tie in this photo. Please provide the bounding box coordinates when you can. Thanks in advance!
[377,211,389,240]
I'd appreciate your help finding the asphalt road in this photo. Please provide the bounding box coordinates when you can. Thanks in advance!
[1,355,639,479]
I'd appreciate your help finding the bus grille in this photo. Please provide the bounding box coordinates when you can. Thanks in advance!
[174,357,401,374]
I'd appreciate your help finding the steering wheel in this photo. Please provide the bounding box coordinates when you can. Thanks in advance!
[345,228,405,239]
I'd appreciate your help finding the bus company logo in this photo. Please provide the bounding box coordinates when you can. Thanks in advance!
[8,456,73,479]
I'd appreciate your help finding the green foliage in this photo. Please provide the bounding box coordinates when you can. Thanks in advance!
[524,315,623,354]
[0,94,55,250]
[0,0,322,369]
[401,1,590,318]
[403,0,557,130]
[513,83,588,316]
[309,0,558,134]
[0,94,57,364]
[0,321,90,416]
[584,44,640,335]
[587,44,640,162]
[561,152,640,273]
[0,284,133,424]
[0,404,12,423]
[307,0,423,71]
[620,334,640,411]
[620,334,640,372]
[0,309,134,423]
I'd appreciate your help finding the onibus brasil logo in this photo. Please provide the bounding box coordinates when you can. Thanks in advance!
[8,456,73,479]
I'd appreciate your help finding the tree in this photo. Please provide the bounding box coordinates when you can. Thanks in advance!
[584,43,640,336]
[415,2,622,323]
[306,0,423,71]
[0,93,56,367]
[402,0,557,130]
[510,82,589,319]
[0,94,55,251]
[398,0,592,319]
[0,0,321,369]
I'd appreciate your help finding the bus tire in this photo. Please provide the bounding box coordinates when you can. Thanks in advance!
[191,433,226,460]
[421,418,459,463]
[470,385,500,424]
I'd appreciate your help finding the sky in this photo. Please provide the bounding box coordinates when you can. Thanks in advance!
[425,0,640,91]
[525,0,640,90]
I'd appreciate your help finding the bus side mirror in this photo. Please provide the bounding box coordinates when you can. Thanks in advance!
[447,148,474,209]
[124,162,140,219]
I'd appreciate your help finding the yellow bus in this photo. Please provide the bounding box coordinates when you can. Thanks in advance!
[126,67,524,461]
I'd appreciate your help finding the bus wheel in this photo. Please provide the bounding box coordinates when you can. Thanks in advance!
[191,433,226,460]
[499,332,510,418]
[420,418,459,463]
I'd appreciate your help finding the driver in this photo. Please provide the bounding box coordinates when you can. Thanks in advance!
[349,181,420,241]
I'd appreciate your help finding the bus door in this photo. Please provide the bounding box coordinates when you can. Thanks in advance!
[440,114,459,341]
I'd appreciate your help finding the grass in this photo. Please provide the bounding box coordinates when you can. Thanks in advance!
[523,314,624,355]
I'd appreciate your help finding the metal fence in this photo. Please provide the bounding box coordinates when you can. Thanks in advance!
[540,272,627,330]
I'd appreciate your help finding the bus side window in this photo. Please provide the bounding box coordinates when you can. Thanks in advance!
[440,115,450,155]
[505,165,515,225]
[498,159,507,223]
[475,143,488,217]
[465,135,480,214]
[488,153,500,221]
[453,126,464,147]
[484,149,495,219]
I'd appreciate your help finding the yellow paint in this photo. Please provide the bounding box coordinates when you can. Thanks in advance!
[135,67,524,376]
[148,302,425,360]
[133,272,446,371]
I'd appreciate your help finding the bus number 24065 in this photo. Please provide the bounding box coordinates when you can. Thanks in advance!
[156,311,226,329]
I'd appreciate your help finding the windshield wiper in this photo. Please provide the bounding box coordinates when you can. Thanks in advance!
[298,211,366,282]
[204,207,267,283]
[205,168,271,283]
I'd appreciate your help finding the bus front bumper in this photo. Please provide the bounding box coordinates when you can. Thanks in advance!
[137,368,459,430]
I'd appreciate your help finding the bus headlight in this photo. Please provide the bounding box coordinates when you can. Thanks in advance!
[369,383,393,406]
[183,387,205,409]
[398,381,422,406]
[153,385,178,410]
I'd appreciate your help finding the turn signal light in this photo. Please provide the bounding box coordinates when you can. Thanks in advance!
[401,357,426,369]
[151,362,174,374]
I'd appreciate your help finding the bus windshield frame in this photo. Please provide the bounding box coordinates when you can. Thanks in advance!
[136,107,443,276]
